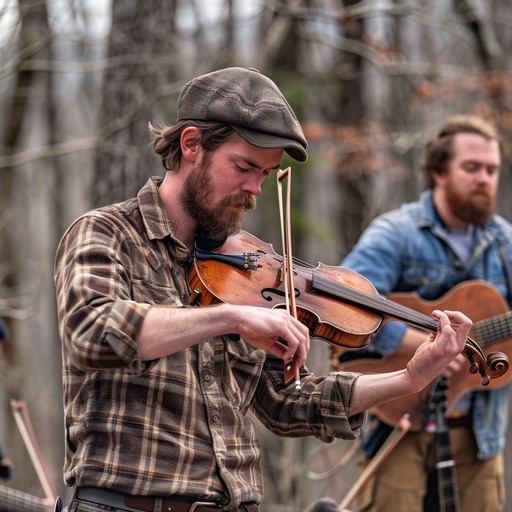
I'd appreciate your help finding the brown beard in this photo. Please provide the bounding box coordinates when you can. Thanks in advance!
[445,185,495,227]
[180,154,256,241]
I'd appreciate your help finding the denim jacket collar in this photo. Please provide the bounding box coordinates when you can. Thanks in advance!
[416,190,504,269]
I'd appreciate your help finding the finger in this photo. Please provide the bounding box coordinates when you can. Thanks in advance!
[431,309,450,329]
[438,309,473,331]
[269,338,290,359]
[278,335,304,366]
[431,309,472,339]
[445,310,473,336]
[274,331,302,364]
[287,320,310,364]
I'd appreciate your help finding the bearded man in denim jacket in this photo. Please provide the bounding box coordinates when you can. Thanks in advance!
[338,115,511,512]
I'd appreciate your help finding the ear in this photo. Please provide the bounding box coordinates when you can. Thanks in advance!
[431,169,446,188]
[180,127,203,163]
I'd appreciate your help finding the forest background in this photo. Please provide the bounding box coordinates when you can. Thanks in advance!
[1,0,512,511]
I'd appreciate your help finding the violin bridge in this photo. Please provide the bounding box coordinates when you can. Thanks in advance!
[277,263,283,284]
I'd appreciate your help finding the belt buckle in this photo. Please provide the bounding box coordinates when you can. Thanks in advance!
[189,502,217,512]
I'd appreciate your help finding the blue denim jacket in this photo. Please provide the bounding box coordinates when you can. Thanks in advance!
[341,190,512,459]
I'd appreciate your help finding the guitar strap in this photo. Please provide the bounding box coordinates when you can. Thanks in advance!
[454,226,512,303]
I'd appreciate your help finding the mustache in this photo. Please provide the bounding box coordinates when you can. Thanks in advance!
[472,189,491,198]
[222,194,257,210]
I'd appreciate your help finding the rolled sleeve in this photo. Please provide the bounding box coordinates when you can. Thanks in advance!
[103,299,152,372]
[253,361,366,443]
[318,372,366,441]
[55,214,152,373]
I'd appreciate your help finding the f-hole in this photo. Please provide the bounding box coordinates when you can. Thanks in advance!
[261,287,300,303]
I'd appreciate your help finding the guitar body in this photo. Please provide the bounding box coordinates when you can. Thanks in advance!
[334,280,512,429]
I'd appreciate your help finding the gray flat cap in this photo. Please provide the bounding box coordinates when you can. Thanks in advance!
[177,67,307,162]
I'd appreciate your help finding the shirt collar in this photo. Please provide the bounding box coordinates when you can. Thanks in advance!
[417,189,440,228]
[417,188,500,240]
[137,176,176,241]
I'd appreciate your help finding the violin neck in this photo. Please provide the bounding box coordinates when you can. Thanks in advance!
[311,273,438,333]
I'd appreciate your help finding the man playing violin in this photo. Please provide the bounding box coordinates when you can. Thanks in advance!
[336,114,511,512]
[55,68,474,512]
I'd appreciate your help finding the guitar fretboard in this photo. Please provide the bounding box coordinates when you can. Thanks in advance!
[472,311,512,347]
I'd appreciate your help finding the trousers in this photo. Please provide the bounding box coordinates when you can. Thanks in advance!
[356,426,504,512]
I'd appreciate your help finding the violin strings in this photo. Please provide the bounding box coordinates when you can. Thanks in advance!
[289,255,440,330]
[289,256,480,350]
[275,252,486,368]
[291,255,315,268]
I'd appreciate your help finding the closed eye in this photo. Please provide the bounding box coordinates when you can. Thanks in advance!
[235,164,250,173]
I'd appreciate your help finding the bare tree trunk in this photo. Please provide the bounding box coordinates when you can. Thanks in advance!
[454,0,506,70]
[0,0,49,298]
[92,0,179,207]
[453,0,512,218]
[0,0,64,501]
[333,0,370,257]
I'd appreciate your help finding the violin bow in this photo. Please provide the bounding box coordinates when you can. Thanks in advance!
[337,414,411,511]
[277,167,301,390]
[10,399,56,503]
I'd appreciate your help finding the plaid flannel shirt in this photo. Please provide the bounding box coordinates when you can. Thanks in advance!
[55,177,364,509]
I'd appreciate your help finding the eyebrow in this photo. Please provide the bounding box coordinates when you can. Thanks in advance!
[238,156,282,172]
[461,158,500,167]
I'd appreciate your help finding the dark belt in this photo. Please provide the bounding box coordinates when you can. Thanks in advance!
[76,486,221,512]
[446,414,472,429]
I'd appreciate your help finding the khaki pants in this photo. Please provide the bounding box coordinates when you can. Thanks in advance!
[356,427,504,512]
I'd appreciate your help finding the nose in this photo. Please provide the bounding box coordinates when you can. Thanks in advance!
[241,176,263,196]
[476,166,492,184]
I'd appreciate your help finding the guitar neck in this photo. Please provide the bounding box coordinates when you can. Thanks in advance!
[0,485,51,512]
[472,311,512,347]
[431,378,460,512]
[435,428,460,512]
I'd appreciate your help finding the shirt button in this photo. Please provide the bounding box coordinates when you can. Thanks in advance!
[212,415,220,423]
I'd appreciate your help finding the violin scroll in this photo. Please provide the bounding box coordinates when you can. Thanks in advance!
[462,343,509,387]
[484,350,509,380]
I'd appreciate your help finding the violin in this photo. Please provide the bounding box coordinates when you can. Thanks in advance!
[188,229,509,385]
